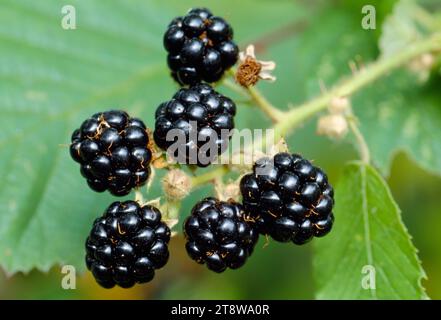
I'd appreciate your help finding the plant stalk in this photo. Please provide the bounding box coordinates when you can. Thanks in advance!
[192,32,441,186]
[273,32,441,138]
[347,115,371,164]
[223,73,284,123]
[246,86,284,123]
[190,165,229,188]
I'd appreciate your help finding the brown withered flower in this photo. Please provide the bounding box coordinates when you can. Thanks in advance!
[235,45,276,87]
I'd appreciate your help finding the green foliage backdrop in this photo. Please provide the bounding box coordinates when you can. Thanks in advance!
[0,0,440,299]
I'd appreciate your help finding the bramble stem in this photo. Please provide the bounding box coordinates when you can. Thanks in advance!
[347,115,370,164]
[222,78,249,99]
[190,165,229,188]
[194,32,441,186]
[273,32,441,139]
[135,190,144,203]
[164,200,181,220]
[223,71,284,123]
[246,86,284,123]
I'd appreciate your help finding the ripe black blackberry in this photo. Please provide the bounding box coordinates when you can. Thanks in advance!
[240,153,334,245]
[85,201,170,288]
[154,83,236,167]
[184,198,258,273]
[69,110,152,196]
[164,7,239,85]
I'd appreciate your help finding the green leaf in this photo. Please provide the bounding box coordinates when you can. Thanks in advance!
[354,71,441,177]
[313,162,427,299]
[379,0,430,58]
[359,0,441,176]
[0,0,301,273]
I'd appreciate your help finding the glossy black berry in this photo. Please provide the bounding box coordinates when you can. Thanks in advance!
[85,201,170,288]
[240,153,335,245]
[164,7,239,85]
[69,110,152,196]
[184,198,258,273]
[188,7,212,21]
[154,84,235,167]
[164,27,185,54]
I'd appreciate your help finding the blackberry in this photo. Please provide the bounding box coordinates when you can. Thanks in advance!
[69,110,152,196]
[164,7,239,85]
[184,198,258,273]
[85,201,170,288]
[154,84,236,167]
[240,153,334,245]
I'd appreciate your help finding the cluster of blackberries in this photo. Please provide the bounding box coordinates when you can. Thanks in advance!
[70,110,152,196]
[86,201,170,288]
[68,7,335,289]
[156,8,240,166]
[182,153,334,273]
[164,7,239,85]
[69,7,240,288]
[154,84,236,167]
[240,153,334,245]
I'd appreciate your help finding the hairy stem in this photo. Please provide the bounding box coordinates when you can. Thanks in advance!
[223,72,284,123]
[274,32,441,138]
[135,190,145,203]
[246,86,285,123]
[222,78,249,99]
[347,115,370,164]
[191,165,229,188]
[161,199,181,231]
[191,32,441,187]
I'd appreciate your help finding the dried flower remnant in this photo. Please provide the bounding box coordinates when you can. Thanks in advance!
[317,114,349,140]
[329,96,351,115]
[162,169,192,200]
[235,45,276,87]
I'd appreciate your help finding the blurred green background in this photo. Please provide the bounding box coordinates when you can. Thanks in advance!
[0,0,440,299]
